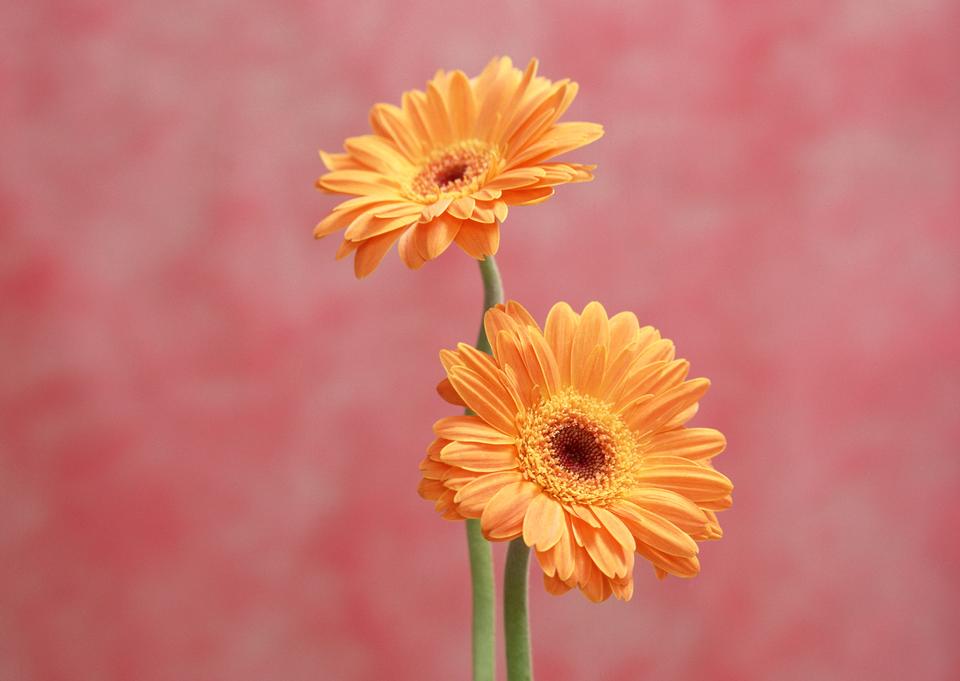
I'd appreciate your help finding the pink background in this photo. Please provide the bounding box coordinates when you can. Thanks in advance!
[2,1,959,679]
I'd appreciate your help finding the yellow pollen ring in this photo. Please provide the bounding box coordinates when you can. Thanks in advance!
[516,389,640,505]
[406,140,497,202]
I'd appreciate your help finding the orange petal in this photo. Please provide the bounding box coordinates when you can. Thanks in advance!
[447,69,477,138]
[645,427,727,461]
[544,302,578,384]
[615,359,691,408]
[610,576,634,601]
[401,90,436,148]
[522,493,565,551]
[613,501,699,557]
[480,480,540,540]
[572,302,609,362]
[500,186,555,206]
[433,415,516,444]
[344,213,417,241]
[369,103,423,160]
[471,204,497,223]
[621,378,710,433]
[454,343,523,412]
[423,213,462,260]
[446,366,518,435]
[520,327,560,398]
[425,80,453,146]
[634,457,733,503]
[448,196,476,220]
[574,344,606,397]
[439,441,518,472]
[553,516,576,581]
[573,518,633,579]
[454,470,524,516]
[536,547,557,577]
[506,121,604,168]
[397,226,427,270]
[420,197,453,222]
[316,169,400,195]
[314,197,396,239]
[581,562,613,602]
[483,168,545,191]
[417,478,446,500]
[436,378,467,406]
[608,311,640,355]
[483,305,519,341]
[343,134,414,174]
[353,230,402,278]
[319,150,363,171]
[620,489,710,536]
[635,543,701,578]
[503,301,539,329]
[590,506,637,553]
[542,573,573,596]
[455,221,500,259]
[495,330,536,406]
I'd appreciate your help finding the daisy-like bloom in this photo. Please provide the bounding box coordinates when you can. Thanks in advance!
[418,301,733,602]
[314,57,603,277]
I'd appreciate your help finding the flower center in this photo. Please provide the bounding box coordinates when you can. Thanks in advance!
[549,423,607,479]
[517,389,640,505]
[407,140,497,202]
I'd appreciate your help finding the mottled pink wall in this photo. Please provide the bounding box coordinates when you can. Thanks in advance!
[2,1,959,680]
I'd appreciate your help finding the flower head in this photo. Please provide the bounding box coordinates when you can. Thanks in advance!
[418,301,732,602]
[315,58,603,277]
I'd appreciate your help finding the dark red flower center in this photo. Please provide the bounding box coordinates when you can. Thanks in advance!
[549,423,607,479]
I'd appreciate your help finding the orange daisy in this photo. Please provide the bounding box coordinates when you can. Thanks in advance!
[418,301,732,602]
[314,57,603,277]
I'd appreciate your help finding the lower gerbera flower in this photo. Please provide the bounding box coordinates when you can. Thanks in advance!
[314,57,603,277]
[418,301,732,602]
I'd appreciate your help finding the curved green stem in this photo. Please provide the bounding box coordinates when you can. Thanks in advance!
[466,255,503,681]
[504,538,532,681]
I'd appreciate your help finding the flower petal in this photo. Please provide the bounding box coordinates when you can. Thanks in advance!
[620,489,710,536]
[454,470,524,516]
[446,366,518,435]
[436,377,467,406]
[634,457,733,503]
[455,221,500,259]
[439,441,518,472]
[480,480,541,540]
[646,427,727,461]
[544,302,578,384]
[635,543,701,578]
[422,213,462,260]
[522,493,566,551]
[447,69,477,138]
[571,516,632,579]
[613,501,699,557]
[433,415,517,444]
[621,378,710,433]
[353,230,402,278]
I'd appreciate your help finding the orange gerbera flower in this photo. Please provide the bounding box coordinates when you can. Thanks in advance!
[315,57,603,277]
[418,301,732,602]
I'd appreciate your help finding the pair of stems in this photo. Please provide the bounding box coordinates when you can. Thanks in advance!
[466,256,532,681]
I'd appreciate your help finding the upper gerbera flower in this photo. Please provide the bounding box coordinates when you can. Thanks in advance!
[315,57,603,277]
[418,301,733,602]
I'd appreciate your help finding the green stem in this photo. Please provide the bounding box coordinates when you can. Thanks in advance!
[465,520,495,681]
[466,255,503,681]
[504,538,532,681]
[475,255,503,353]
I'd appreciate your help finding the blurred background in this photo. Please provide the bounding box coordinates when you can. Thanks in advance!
[2,1,959,679]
